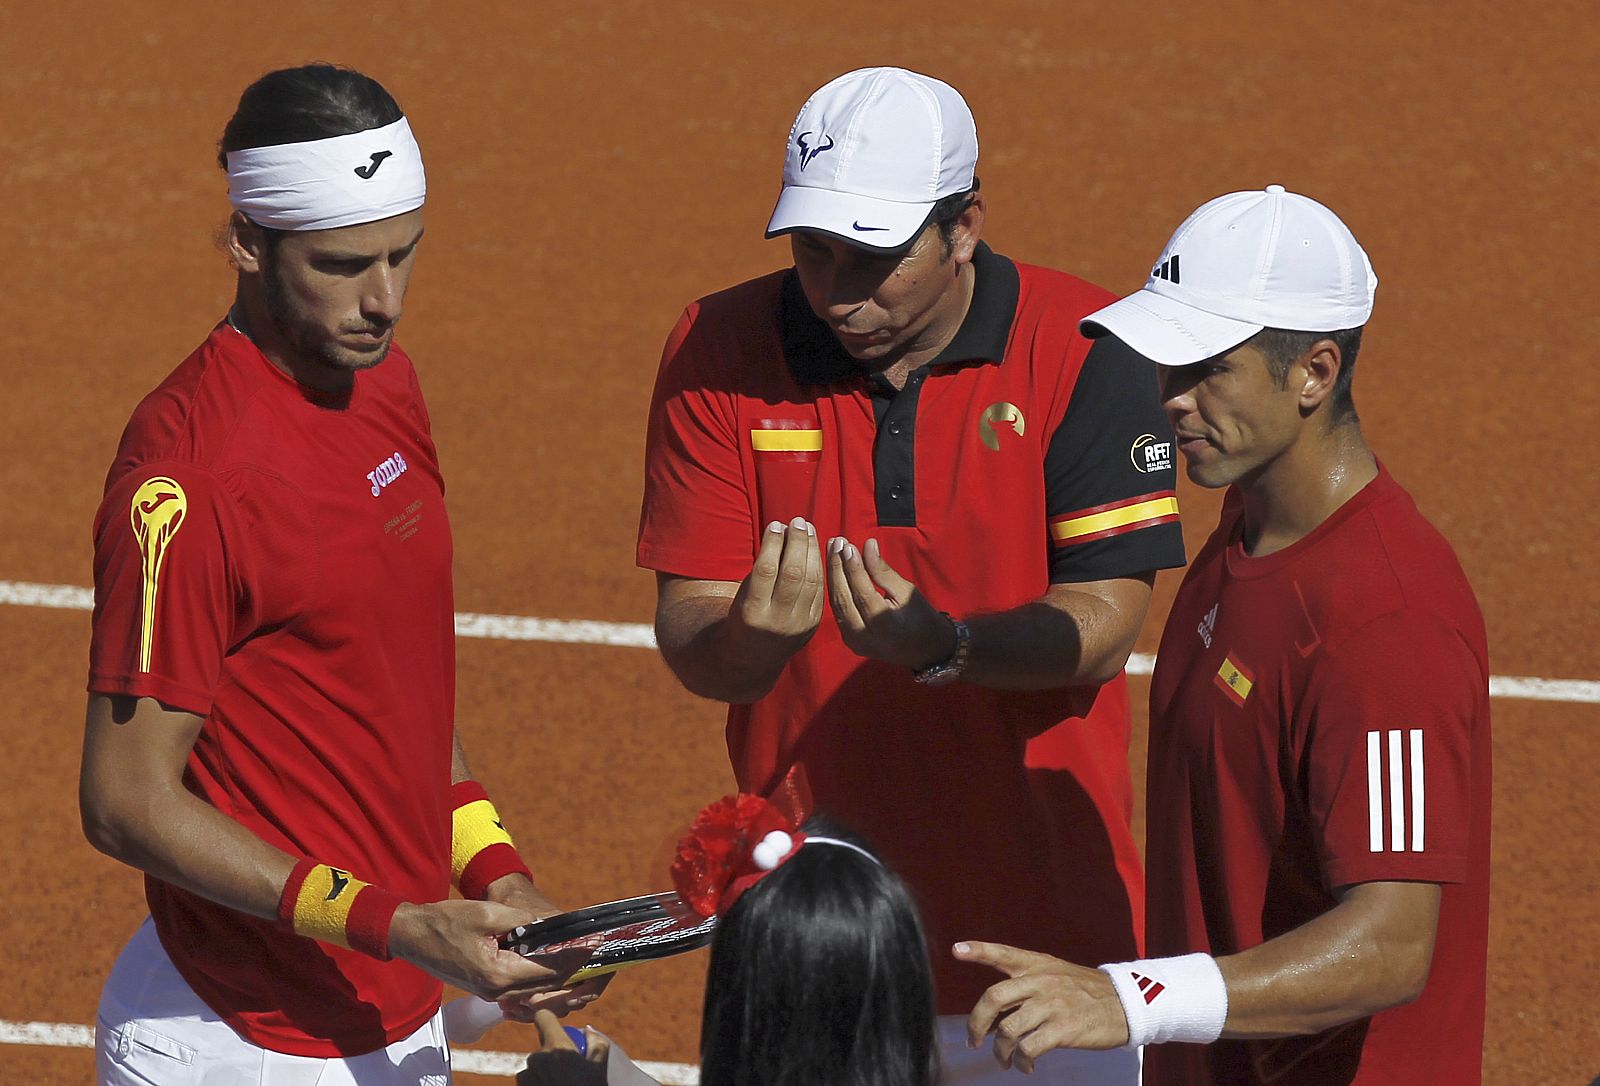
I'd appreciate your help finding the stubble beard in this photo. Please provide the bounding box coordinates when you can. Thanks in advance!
[260,258,391,375]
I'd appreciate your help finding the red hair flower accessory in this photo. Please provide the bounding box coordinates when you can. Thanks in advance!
[671,794,805,918]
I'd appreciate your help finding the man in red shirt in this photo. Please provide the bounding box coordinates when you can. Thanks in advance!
[961,186,1491,1085]
[637,67,1186,1083]
[82,65,593,1084]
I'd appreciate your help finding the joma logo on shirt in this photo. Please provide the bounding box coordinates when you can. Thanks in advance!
[367,452,408,497]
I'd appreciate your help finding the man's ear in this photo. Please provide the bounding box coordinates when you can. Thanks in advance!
[949,192,986,267]
[1296,338,1342,413]
[226,211,267,274]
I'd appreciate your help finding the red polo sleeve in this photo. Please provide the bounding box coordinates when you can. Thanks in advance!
[637,303,759,583]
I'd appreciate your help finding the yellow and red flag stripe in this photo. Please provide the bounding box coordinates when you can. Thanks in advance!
[751,419,822,462]
[1214,654,1255,707]
[1050,490,1179,548]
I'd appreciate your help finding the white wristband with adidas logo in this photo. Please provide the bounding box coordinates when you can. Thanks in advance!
[1098,953,1229,1048]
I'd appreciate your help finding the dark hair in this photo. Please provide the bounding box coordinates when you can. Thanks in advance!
[217,63,403,169]
[1248,325,1365,425]
[216,65,404,256]
[699,817,937,1086]
[931,176,980,261]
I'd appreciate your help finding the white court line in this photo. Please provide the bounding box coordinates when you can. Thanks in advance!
[4,578,1597,703]
[0,1017,701,1083]
[1,578,1592,1077]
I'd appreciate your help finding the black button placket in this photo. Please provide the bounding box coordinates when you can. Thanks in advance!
[870,369,925,527]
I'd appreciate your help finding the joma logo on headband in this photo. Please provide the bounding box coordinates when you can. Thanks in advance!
[354,151,393,179]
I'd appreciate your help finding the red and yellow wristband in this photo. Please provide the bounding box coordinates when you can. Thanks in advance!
[278,859,405,960]
[452,780,533,901]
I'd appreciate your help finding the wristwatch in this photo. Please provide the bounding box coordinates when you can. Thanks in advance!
[913,615,971,686]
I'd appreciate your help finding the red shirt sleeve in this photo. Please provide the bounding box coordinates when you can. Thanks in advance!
[1303,608,1485,889]
[88,462,253,716]
[636,304,757,583]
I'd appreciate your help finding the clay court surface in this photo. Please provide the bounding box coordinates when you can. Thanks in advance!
[1,2,1595,1082]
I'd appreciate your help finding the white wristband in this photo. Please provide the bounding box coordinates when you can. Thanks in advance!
[1098,953,1228,1047]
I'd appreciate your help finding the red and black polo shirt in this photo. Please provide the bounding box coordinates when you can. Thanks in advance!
[638,242,1186,1011]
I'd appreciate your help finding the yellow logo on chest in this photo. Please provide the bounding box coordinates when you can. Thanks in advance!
[978,402,1025,451]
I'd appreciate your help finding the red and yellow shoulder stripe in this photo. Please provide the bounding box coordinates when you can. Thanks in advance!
[1050,490,1179,548]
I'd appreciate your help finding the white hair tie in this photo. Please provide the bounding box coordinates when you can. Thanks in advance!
[226,116,426,231]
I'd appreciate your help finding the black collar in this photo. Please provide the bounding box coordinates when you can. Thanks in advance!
[779,241,1021,386]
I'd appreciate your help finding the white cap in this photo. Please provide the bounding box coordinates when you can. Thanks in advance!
[1080,185,1377,366]
[765,67,978,251]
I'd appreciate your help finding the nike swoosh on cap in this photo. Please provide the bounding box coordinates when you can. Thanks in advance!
[852,221,890,232]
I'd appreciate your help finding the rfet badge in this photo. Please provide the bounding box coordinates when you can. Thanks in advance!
[129,476,187,673]
[1130,433,1173,473]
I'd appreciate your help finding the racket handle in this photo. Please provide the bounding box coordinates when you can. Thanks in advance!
[442,996,505,1044]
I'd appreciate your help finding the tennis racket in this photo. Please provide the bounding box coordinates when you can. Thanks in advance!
[500,891,717,985]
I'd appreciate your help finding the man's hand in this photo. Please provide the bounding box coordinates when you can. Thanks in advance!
[515,1009,612,1086]
[652,517,824,704]
[485,873,562,922]
[728,518,824,655]
[957,940,1130,1071]
[483,874,613,1020]
[388,899,597,1007]
[826,536,954,670]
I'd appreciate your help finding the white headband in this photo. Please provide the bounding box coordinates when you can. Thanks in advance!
[226,116,426,231]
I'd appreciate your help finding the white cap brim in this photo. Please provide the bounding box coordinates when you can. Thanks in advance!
[1079,289,1263,367]
[765,185,935,251]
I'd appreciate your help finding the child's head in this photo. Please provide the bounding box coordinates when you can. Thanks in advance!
[698,817,936,1086]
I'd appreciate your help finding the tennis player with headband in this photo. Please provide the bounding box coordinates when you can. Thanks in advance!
[83,64,599,1085]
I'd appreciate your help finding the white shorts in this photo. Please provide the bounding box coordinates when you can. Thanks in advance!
[96,917,451,1086]
[936,1015,1141,1085]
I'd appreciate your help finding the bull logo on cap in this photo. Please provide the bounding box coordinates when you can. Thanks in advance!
[796,131,835,171]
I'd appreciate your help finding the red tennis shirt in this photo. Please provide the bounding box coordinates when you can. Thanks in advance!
[638,245,1187,1010]
[88,323,454,1056]
[1146,467,1491,1085]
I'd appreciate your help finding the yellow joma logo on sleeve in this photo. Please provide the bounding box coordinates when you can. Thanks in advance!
[129,477,188,673]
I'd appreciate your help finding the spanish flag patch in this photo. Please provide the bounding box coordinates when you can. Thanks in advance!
[751,420,822,462]
[1050,491,1179,547]
[1214,654,1255,707]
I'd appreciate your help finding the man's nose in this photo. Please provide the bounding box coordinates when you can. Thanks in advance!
[1158,366,1198,410]
[362,267,403,324]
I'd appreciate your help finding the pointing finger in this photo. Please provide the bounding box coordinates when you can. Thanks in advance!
[953,940,1039,978]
